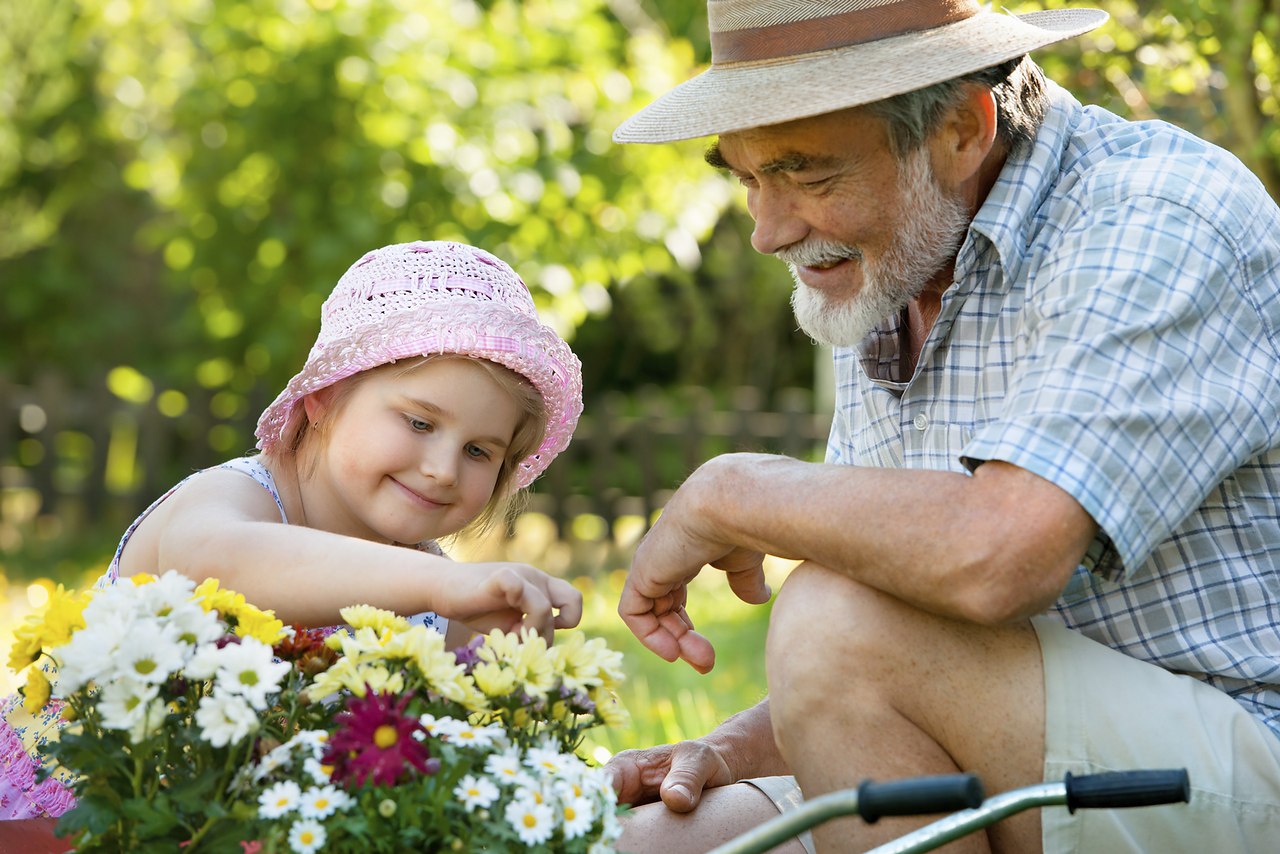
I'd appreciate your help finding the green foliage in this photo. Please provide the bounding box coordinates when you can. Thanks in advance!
[1015,0,1279,197]
[0,0,741,397]
[8,0,1274,423]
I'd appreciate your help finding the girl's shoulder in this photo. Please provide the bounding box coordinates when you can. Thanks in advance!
[100,456,287,586]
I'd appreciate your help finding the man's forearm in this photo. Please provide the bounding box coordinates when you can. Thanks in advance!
[693,453,1095,624]
[700,698,789,781]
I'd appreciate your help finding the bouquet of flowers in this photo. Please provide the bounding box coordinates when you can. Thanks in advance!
[9,571,628,853]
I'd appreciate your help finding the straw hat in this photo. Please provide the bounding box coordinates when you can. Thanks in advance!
[614,0,1107,143]
[255,241,583,489]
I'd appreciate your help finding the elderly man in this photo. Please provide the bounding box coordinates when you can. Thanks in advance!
[606,2,1280,852]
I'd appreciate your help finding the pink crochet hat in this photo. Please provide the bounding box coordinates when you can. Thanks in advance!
[255,241,583,488]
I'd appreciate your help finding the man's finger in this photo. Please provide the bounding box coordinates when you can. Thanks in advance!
[676,628,715,674]
[725,566,773,605]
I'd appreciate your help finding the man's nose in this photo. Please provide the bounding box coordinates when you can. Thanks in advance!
[748,187,808,257]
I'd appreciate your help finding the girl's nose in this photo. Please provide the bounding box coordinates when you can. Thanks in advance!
[420,445,459,487]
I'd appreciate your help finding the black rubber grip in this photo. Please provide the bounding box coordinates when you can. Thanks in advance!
[857,773,986,824]
[1064,769,1191,813]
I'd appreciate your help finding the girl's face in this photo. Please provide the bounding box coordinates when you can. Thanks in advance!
[301,358,522,545]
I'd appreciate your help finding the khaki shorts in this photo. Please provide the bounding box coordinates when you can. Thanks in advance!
[1035,616,1280,852]
[740,775,817,854]
[745,619,1280,853]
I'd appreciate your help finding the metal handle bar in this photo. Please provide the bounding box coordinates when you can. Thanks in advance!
[708,769,1190,854]
[866,769,1190,854]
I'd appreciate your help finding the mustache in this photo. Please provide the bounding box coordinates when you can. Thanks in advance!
[775,238,863,268]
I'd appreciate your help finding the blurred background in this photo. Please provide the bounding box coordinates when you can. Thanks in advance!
[2,0,1277,759]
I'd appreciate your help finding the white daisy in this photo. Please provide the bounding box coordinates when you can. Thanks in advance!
[115,619,186,684]
[298,784,350,819]
[485,751,533,787]
[54,609,135,692]
[188,637,290,709]
[525,745,571,777]
[258,780,302,819]
[443,721,502,750]
[96,677,161,736]
[454,774,500,812]
[560,794,596,840]
[135,570,198,616]
[505,796,555,846]
[302,756,333,786]
[164,601,224,648]
[194,690,260,747]
[287,818,327,854]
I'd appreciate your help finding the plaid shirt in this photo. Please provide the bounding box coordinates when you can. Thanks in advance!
[827,82,1280,737]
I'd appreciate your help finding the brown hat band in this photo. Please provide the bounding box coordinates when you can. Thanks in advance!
[710,0,981,64]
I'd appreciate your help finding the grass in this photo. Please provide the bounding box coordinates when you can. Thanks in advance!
[0,511,790,762]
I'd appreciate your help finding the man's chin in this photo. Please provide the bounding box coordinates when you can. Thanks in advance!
[791,289,882,347]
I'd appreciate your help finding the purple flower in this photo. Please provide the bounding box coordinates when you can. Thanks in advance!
[323,690,435,788]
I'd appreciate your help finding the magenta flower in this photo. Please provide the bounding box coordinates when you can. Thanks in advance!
[323,690,437,788]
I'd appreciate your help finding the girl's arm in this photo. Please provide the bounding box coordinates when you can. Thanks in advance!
[117,468,581,636]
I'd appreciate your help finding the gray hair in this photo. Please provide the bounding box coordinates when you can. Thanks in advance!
[865,56,1049,158]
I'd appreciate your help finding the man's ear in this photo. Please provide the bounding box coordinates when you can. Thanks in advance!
[929,84,999,187]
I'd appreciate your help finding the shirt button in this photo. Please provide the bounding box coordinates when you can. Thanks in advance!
[912,413,929,431]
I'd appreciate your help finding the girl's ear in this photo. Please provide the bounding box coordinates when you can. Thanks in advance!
[301,391,329,428]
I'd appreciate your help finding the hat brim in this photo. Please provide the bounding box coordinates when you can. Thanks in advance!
[255,303,583,489]
[614,8,1107,144]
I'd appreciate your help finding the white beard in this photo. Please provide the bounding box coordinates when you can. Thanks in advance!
[780,146,971,348]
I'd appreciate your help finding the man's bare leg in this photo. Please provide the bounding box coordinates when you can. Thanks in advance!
[767,563,1046,853]
[616,784,810,854]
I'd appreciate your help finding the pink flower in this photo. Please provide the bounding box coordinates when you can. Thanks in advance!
[323,690,438,788]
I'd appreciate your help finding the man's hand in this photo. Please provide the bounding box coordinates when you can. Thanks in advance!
[618,456,774,671]
[606,739,736,812]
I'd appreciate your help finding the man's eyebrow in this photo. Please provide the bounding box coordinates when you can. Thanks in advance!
[704,142,838,175]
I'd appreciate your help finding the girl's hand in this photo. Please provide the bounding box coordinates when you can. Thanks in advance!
[439,562,582,639]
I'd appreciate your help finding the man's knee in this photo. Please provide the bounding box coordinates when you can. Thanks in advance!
[768,562,903,662]
[765,564,899,732]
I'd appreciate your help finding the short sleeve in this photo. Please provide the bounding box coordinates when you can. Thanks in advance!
[961,196,1280,578]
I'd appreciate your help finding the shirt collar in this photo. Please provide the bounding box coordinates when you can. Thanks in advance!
[956,80,1084,289]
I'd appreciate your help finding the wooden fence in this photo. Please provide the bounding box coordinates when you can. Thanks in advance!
[0,370,832,557]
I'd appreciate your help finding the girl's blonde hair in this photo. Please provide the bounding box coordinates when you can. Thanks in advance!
[265,354,548,537]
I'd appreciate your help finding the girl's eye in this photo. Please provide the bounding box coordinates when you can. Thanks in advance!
[465,444,493,461]
[405,416,432,432]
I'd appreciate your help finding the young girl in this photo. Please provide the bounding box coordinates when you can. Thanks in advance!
[0,239,586,820]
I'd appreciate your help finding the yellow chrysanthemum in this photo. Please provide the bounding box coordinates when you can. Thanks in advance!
[233,605,287,645]
[7,585,91,672]
[304,666,348,702]
[331,626,389,664]
[478,629,555,698]
[193,578,247,617]
[352,663,404,696]
[597,694,630,728]
[471,661,518,698]
[549,632,626,692]
[339,604,408,634]
[130,573,157,586]
[21,668,52,714]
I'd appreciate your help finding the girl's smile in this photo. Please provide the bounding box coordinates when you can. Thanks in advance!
[299,357,522,546]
